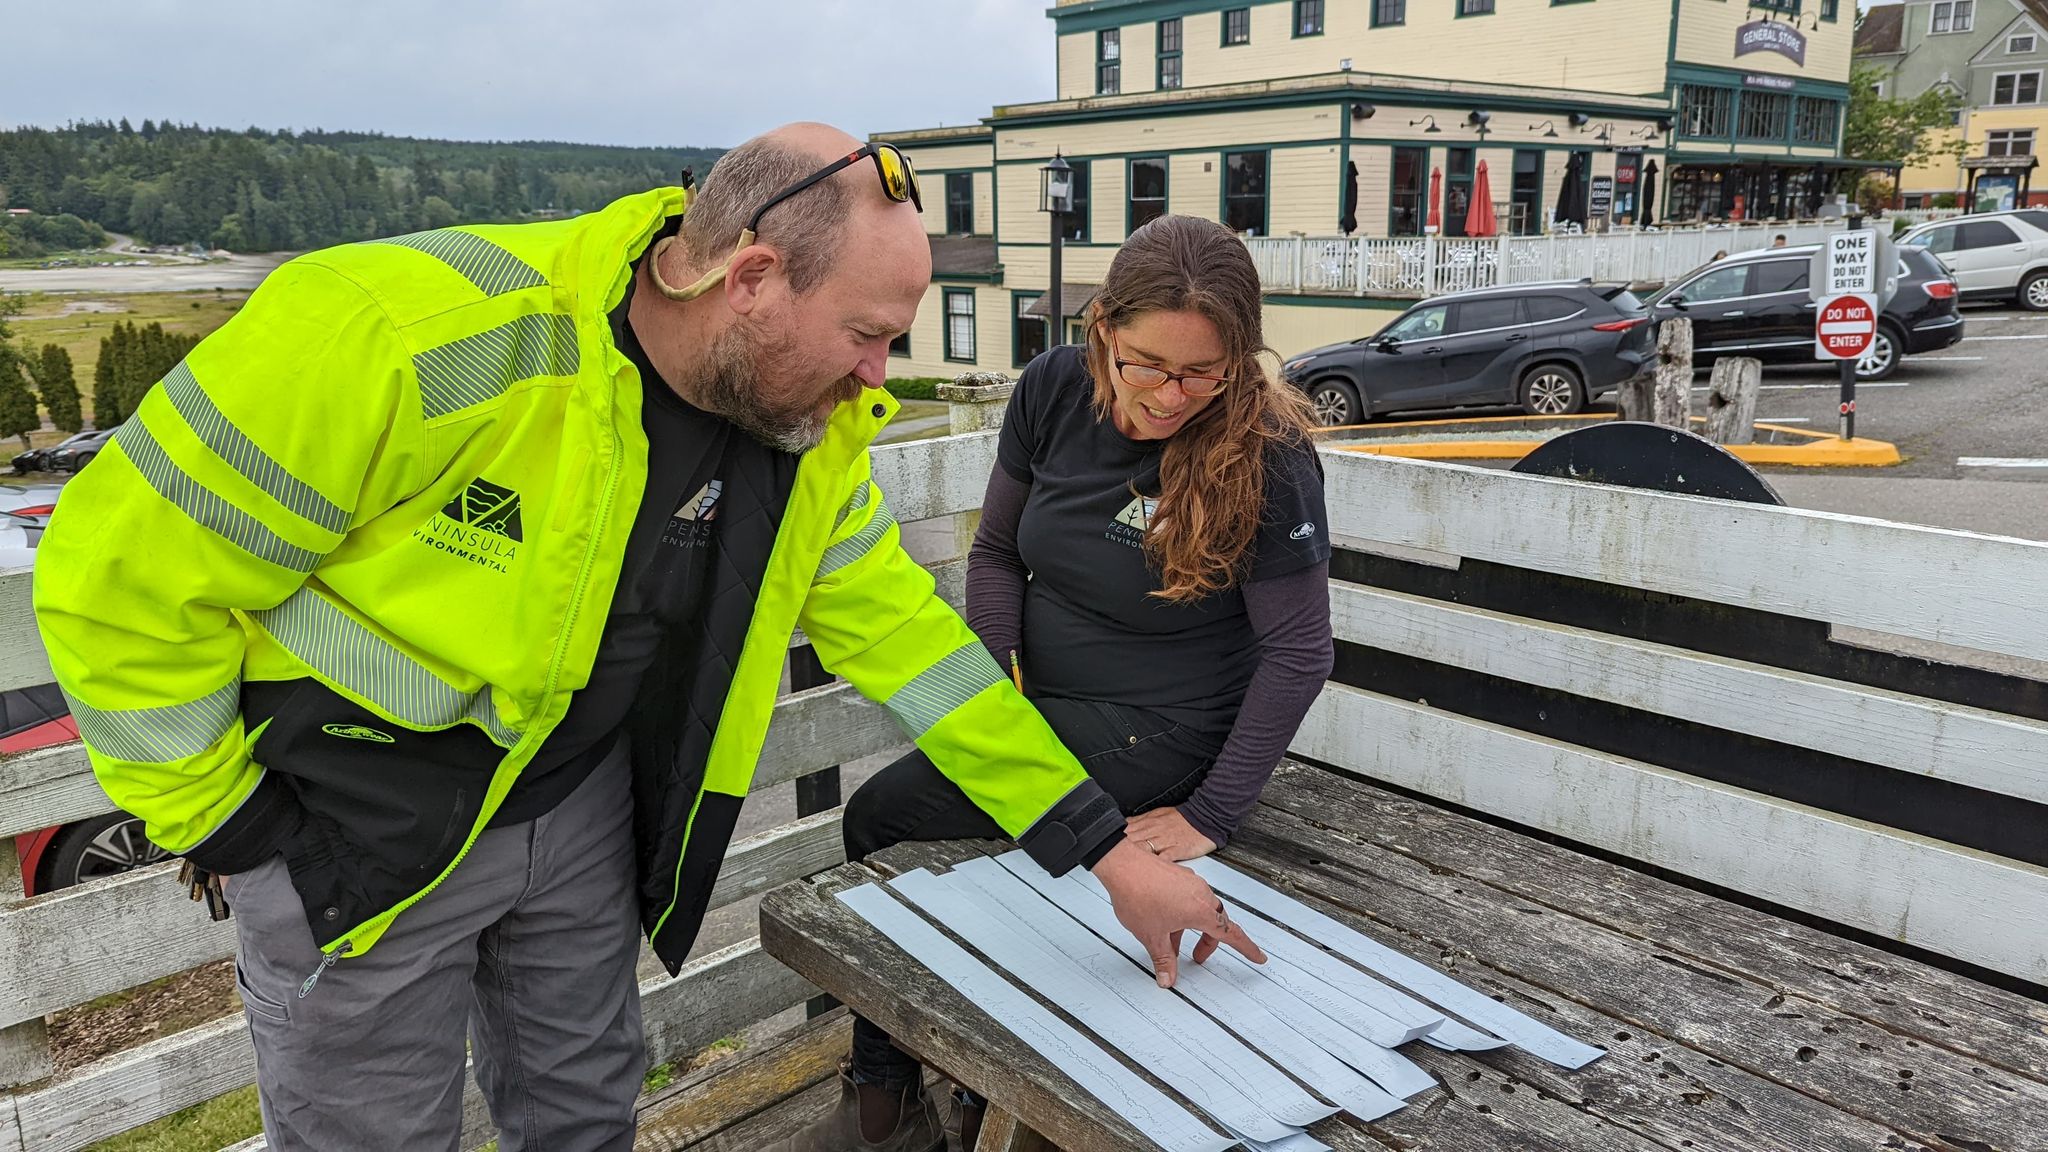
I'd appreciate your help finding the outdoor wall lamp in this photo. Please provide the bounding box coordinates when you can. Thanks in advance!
[1411,115,1441,133]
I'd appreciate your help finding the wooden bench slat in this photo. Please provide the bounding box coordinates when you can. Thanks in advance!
[1292,680,2048,984]
[870,430,996,524]
[1331,582,2048,808]
[636,1011,850,1150]
[10,937,812,1152]
[0,744,97,841]
[0,812,836,1031]
[1256,762,2048,1087]
[1225,805,2048,1151]
[0,568,51,697]
[1322,450,2048,667]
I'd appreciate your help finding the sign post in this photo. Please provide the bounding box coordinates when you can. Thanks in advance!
[1809,226,1896,441]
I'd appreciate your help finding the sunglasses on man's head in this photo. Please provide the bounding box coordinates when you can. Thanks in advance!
[650,143,922,302]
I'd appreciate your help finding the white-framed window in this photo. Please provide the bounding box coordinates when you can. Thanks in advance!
[2011,32,2038,53]
[1931,0,1973,33]
[1989,128,2036,156]
[1993,70,2041,104]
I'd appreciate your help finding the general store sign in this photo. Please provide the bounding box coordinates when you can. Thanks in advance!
[1735,20,1807,66]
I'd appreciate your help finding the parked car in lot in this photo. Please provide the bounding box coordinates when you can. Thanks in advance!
[1896,209,2048,310]
[1645,245,1962,381]
[41,427,117,474]
[12,430,102,475]
[1281,280,1653,426]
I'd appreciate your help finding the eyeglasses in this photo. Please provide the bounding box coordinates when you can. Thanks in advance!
[1111,334,1232,397]
[650,143,923,302]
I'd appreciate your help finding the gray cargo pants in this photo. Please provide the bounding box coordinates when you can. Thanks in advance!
[228,741,645,1151]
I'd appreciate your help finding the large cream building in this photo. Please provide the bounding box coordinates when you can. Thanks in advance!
[882,0,1858,375]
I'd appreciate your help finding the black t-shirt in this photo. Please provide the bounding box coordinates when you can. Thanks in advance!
[492,277,768,825]
[999,345,1330,735]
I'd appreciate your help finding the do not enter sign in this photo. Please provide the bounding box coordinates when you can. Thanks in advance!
[1815,293,1878,360]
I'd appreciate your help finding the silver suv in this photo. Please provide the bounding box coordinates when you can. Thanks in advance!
[1898,209,2048,310]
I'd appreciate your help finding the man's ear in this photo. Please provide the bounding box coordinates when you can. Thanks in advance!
[723,243,780,317]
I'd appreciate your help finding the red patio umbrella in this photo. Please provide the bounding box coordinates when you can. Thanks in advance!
[1465,160,1500,237]
[1425,167,1443,234]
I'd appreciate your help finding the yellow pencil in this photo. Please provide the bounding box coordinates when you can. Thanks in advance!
[1010,649,1024,694]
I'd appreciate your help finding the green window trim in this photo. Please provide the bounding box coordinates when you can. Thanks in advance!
[1820,0,1838,20]
[1294,0,1326,36]
[1220,148,1271,238]
[943,288,977,364]
[888,332,910,358]
[1012,291,1048,369]
[1372,0,1406,28]
[1128,154,1171,234]
[1062,159,1093,244]
[1457,0,1496,17]
[1157,16,1184,88]
[1222,7,1252,45]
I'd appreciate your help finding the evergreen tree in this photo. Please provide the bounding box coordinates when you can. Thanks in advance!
[93,324,127,427]
[0,352,39,449]
[33,344,81,433]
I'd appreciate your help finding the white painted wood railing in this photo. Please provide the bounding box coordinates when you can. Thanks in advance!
[1247,220,1847,297]
[5,412,2046,1150]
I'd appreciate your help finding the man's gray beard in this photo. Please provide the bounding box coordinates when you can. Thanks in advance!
[693,325,849,454]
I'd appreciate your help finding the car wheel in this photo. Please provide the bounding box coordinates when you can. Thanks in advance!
[1519,364,1586,416]
[1855,326,1900,381]
[70,452,94,472]
[1306,377,1365,427]
[2023,272,2048,312]
[38,812,171,892]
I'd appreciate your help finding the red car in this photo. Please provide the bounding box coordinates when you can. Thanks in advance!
[10,682,169,896]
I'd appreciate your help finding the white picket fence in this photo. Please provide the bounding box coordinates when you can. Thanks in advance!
[1247,220,1846,298]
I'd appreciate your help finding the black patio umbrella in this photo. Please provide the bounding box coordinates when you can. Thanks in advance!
[1340,161,1360,235]
[1556,151,1589,228]
[1639,159,1659,225]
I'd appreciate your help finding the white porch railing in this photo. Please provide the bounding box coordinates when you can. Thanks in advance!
[1887,207,1966,228]
[1248,220,1848,298]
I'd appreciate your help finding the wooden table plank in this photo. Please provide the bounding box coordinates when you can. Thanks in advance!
[1259,762,2048,1085]
[761,860,1246,1152]
[861,842,1424,1152]
[1226,795,2048,1152]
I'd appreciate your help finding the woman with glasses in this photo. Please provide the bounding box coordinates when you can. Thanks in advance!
[781,214,1334,1152]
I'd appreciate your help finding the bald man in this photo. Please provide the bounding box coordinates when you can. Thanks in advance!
[35,122,1263,1151]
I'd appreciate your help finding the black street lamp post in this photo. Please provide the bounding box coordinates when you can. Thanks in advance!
[1041,151,1074,348]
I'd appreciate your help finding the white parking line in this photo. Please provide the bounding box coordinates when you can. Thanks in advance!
[1961,334,2048,341]
[1958,457,2048,468]
[1914,355,1985,361]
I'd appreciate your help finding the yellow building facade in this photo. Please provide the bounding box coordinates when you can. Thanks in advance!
[885,0,1858,373]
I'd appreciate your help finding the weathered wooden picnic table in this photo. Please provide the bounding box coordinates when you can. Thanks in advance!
[758,761,2048,1152]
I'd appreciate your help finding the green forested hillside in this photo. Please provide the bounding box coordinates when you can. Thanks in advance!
[0,120,723,252]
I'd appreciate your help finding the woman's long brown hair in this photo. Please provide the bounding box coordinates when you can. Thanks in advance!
[1084,214,1319,603]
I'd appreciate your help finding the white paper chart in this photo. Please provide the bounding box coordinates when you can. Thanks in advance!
[836,853,1606,1151]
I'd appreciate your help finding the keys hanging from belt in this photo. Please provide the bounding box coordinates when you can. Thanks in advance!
[176,859,232,922]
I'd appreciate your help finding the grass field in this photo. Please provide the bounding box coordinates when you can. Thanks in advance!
[10,290,248,445]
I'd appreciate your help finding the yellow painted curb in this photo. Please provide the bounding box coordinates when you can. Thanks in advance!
[1323,418,1901,467]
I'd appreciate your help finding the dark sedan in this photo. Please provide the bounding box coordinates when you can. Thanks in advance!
[1281,280,1654,426]
[1645,244,1962,381]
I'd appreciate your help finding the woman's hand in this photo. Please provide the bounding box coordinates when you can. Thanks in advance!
[1127,806,1217,862]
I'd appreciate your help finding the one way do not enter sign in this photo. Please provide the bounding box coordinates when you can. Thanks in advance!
[1815,293,1877,360]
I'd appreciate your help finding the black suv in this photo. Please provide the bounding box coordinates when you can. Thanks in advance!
[1281,280,1653,426]
[1645,245,1962,381]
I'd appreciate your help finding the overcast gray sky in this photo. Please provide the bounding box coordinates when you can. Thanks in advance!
[1,0,1055,147]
